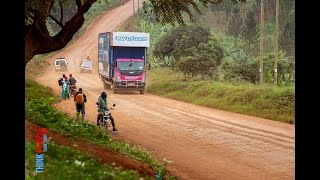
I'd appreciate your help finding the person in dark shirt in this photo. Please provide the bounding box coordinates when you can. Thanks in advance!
[74,88,87,123]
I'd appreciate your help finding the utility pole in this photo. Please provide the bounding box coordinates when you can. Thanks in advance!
[273,0,279,85]
[259,0,265,84]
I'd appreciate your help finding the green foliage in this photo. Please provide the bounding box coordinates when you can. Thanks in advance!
[156,158,176,180]
[222,0,236,21]
[210,2,221,13]
[158,56,175,67]
[25,141,142,179]
[25,79,161,171]
[225,47,251,63]
[141,1,157,23]
[241,8,259,51]
[138,19,173,65]
[219,58,259,83]
[147,68,295,123]
[280,10,295,58]
[261,51,295,85]
[153,25,224,79]
[218,50,294,84]
[176,54,215,80]
[226,5,243,48]
[154,25,210,60]
[146,0,245,25]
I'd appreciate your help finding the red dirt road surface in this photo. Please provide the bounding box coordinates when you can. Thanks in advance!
[35,1,295,179]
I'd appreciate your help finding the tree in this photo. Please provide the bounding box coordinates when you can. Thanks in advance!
[241,8,259,51]
[273,0,279,84]
[25,0,98,65]
[280,10,295,59]
[226,5,243,48]
[279,0,294,25]
[25,0,246,66]
[154,25,210,60]
[259,0,265,84]
[210,3,222,24]
[222,0,235,21]
[146,0,245,25]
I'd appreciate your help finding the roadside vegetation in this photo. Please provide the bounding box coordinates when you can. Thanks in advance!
[25,79,175,179]
[147,68,294,123]
[121,0,295,123]
[25,140,143,179]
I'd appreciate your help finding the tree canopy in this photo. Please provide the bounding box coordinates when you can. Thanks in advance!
[25,0,98,65]
[25,0,245,65]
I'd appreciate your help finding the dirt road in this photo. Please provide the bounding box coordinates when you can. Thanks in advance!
[36,1,295,179]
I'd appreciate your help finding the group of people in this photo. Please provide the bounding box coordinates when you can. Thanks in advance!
[59,74,77,99]
[58,74,118,131]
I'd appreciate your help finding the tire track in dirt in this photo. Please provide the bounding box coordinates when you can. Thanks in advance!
[110,93,294,148]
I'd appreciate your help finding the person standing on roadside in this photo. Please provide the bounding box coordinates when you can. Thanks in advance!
[74,88,87,123]
[61,78,70,100]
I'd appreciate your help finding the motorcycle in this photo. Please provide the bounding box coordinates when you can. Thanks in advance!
[96,103,116,130]
[69,85,77,97]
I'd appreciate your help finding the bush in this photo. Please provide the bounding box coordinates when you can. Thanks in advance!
[154,25,210,60]
[217,50,294,85]
[177,55,215,80]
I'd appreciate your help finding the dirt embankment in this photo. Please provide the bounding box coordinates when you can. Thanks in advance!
[25,120,156,177]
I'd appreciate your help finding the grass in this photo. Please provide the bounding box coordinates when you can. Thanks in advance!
[146,68,295,124]
[25,140,144,180]
[25,79,177,178]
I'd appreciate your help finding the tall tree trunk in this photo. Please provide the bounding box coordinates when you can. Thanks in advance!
[234,37,237,49]
[273,0,279,85]
[259,0,265,84]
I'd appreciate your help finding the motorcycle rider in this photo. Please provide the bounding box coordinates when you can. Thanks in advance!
[68,74,77,95]
[69,74,76,86]
[96,92,118,131]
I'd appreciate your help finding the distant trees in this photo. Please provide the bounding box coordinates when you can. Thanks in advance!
[154,25,223,80]
[222,0,235,21]
[280,0,295,59]
[210,3,222,24]
[226,5,243,48]
[25,0,246,66]
[241,9,259,51]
